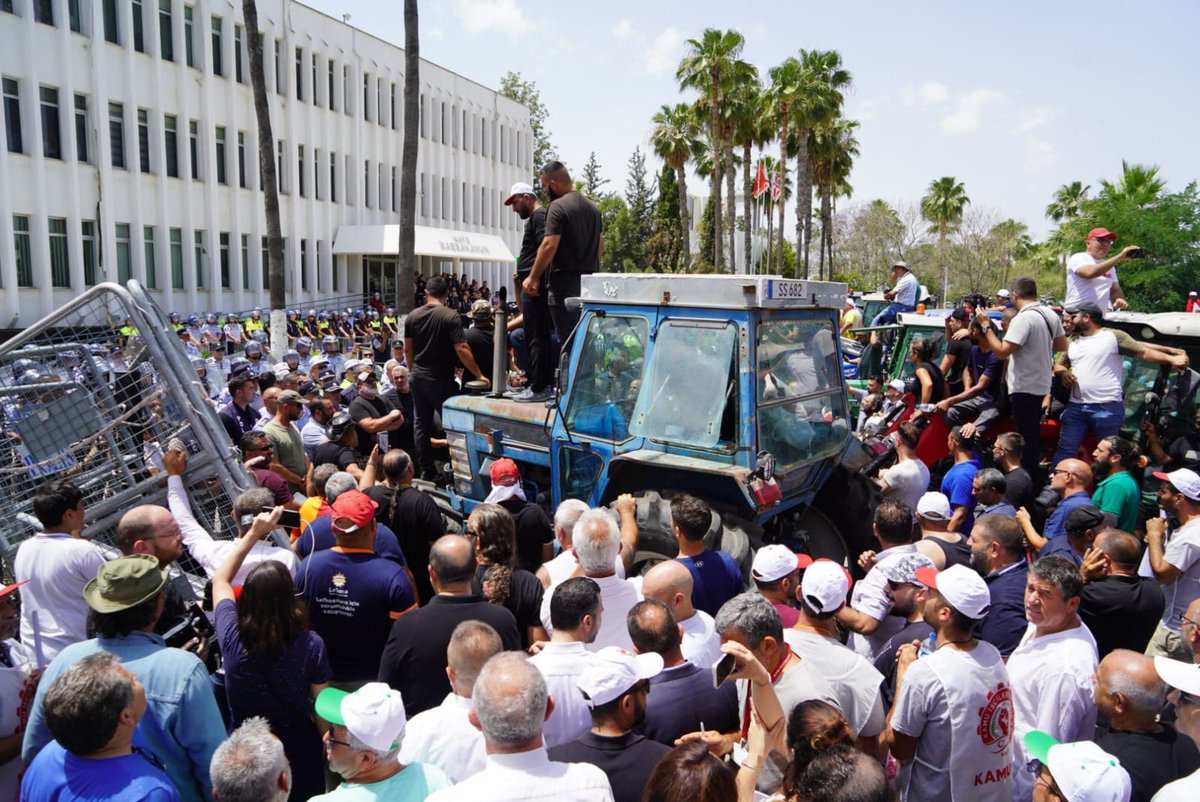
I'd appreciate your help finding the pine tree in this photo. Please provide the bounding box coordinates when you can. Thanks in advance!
[648,165,683,271]
[582,152,609,197]
[623,148,653,270]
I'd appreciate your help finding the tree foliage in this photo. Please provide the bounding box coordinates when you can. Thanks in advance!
[499,71,554,183]
[581,152,609,197]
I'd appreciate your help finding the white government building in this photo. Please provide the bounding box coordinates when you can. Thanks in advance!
[0,0,533,326]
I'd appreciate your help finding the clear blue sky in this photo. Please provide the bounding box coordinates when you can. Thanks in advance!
[305,0,1200,238]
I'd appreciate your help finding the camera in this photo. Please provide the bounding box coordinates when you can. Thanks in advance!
[163,602,216,650]
[1126,247,1145,259]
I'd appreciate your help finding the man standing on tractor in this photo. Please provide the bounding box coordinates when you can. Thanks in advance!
[1064,227,1140,312]
[871,262,920,326]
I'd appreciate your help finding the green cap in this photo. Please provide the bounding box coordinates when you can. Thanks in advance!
[1023,729,1061,764]
[83,555,168,614]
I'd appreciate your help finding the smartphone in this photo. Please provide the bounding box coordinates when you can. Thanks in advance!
[260,505,302,530]
[712,652,737,689]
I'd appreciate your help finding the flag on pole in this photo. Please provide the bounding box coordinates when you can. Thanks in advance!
[753,160,768,198]
[771,171,782,200]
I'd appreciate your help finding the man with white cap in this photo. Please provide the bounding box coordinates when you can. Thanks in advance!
[784,559,887,741]
[884,564,1014,802]
[504,181,553,403]
[1150,656,1200,799]
[313,683,451,801]
[1145,469,1200,661]
[547,646,669,802]
[751,544,810,628]
[1023,730,1131,802]
[871,261,920,326]
[915,491,973,570]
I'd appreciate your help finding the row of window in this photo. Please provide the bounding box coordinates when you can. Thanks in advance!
[6,213,339,294]
[2,0,530,167]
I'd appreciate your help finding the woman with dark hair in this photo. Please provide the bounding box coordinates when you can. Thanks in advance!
[908,337,946,421]
[468,502,547,647]
[641,740,737,802]
[1092,435,1145,532]
[778,700,856,800]
[212,507,331,801]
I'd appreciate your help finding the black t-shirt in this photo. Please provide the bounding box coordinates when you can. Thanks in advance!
[381,389,415,453]
[498,497,555,573]
[1168,434,1200,471]
[404,303,465,381]
[370,485,446,606]
[943,337,973,395]
[312,440,359,472]
[549,731,670,802]
[915,360,946,403]
[349,394,395,458]
[471,563,545,644]
[545,191,602,276]
[464,326,495,383]
[1003,465,1044,530]
[1080,574,1166,659]
[1096,725,1200,802]
[516,207,547,276]
[872,619,934,707]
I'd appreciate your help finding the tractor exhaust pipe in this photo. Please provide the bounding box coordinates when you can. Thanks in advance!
[490,287,508,398]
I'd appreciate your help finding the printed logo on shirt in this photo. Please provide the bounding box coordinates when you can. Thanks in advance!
[331,572,347,591]
[976,682,1014,755]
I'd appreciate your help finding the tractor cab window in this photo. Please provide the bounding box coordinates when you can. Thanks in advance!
[629,320,738,451]
[896,329,946,381]
[756,318,850,470]
[564,314,648,442]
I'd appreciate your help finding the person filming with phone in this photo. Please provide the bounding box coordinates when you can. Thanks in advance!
[1065,227,1142,312]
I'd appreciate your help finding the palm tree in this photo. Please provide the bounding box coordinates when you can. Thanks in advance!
[397,0,418,314]
[767,57,801,275]
[921,176,970,303]
[758,154,791,273]
[650,103,700,270]
[793,50,851,278]
[989,219,1032,287]
[719,61,757,272]
[1045,181,1090,222]
[241,0,284,358]
[810,117,859,278]
[728,80,769,276]
[677,28,746,272]
[1099,160,1167,207]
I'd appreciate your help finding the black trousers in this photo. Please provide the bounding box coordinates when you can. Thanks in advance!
[1009,392,1044,478]
[521,283,555,392]
[410,375,458,480]
[547,272,583,358]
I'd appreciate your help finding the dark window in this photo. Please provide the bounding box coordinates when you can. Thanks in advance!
[3,78,21,154]
[233,24,243,83]
[108,102,125,168]
[312,53,318,107]
[158,0,173,61]
[332,254,339,291]
[364,160,370,208]
[81,220,96,285]
[363,72,369,121]
[49,218,70,287]
[240,234,248,290]
[164,114,178,177]
[219,232,229,288]
[314,148,320,200]
[390,82,397,130]
[329,152,337,202]
[215,126,226,184]
[35,0,53,26]
[102,0,119,43]
[189,120,198,179]
[132,0,145,52]
[295,47,303,101]
[297,144,304,197]
[143,226,156,288]
[73,94,87,162]
[276,139,284,192]
[210,16,222,76]
[260,235,268,290]
[343,65,350,116]
[170,228,183,288]
[39,86,61,160]
[13,215,32,287]
[183,6,195,67]
[300,239,308,290]
[68,0,80,32]
[137,108,150,172]
[115,223,131,283]
[194,230,204,286]
[237,130,245,187]
[1,0,14,14]
[274,39,282,95]
[327,59,335,111]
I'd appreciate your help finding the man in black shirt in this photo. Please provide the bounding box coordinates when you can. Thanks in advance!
[1080,529,1165,659]
[548,643,670,802]
[377,534,521,718]
[312,414,363,478]
[464,300,496,384]
[347,370,403,459]
[365,449,445,605]
[485,458,554,572]
[993,432,1044,531]
[506,182,553,402]
[940,307,974,397]
[404,274,488,479]
[521,161,602,355]
[381,364,415,461]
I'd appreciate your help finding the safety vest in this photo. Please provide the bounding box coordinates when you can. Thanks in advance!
[383,315,397,329]
[118,324,139,337]
[368,319,382,331]
[245,318,265,332]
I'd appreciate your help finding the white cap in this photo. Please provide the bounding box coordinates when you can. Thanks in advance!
[997,289,1011,298]
[1154,655,1200,696]
[915,564,991,620]
[577,647,663,708]
[799,559,850,614]
[888,379,906,393]
[878,553,936,586]
[1023,732,1131,802]
[504,182,537,205]
[1152,468,1200,501]
[916,492,953,521]
[315,683,407,753]
[751,544,812,583]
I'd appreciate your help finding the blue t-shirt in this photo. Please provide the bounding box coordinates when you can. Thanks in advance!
[22,740,180,802]
[1043,490,1094,543]
[295,549,416,682]
[295,516,407,566]
[677,549,744,617]
[1040,536,1083,567]
[966,346,1002,402]
[940,458,982,534]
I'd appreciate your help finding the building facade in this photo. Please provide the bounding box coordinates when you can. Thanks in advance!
[0,0,532,325]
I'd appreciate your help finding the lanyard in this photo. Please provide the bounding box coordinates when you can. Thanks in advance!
[741,647,793,737]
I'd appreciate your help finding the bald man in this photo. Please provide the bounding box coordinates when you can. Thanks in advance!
[1040,458,1095,547]
[1080,529,1166,659]
[114,504,192,638]
[640,560,722,669]
[1094,649,1200,801]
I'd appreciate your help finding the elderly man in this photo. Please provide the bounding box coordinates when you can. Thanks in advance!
[426,652,615,801]
[871,261,920,326]
[313,414,364,479]
[1151,656,1200,798]
[1094,650,1200,802]
[640,559,722,670]
[1064,226,1139,312]
[348,369,403,460]
[529,577,602,748]
[23,556,226,802]
[1007,556,1099,802]
[210,717,292,802]
[380,364,416,458]
[1080,529,1166,659]
[398,621,504,783]
[21,652,178,802]
[1146,469,1200,661]
[1034,458,1096,550]
[540,509,641,652]
[537,499,627,588]
[972,468,1016,519]
[314,683,450,801]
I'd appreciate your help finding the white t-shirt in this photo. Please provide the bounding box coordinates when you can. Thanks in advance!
[783,629,885,737]
[1007,621,1099,802]
[527,641,596,748]
[540,573,641,652]
[1153,767,1200,801]
[1066,330,1125,404]
[13,533,108,665]
[884,458,931,514]
[540,549,625,588]
[398,692,487,783]
[848,544,919,660]
[1160,517,1200,630]
[679,609,723,670]
[1065,252,1118,311]
[893,272,920,307]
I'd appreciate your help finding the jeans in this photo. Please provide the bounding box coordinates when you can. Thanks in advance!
[521,285,555,392]
[871,302,915,326]
[945,396,1002,435]
[411,375,459,480]
[1009,392,1045,477]
[1053,400,1125,464]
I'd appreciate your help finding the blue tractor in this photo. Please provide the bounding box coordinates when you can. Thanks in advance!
[437,273,878,576]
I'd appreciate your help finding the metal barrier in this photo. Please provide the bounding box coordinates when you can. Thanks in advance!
[0,281,255,562]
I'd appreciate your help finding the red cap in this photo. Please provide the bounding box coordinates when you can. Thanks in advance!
[490,458,520,486]
[1087,227,1117,241]
[331,490,378,535]
[0,580,28,599]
